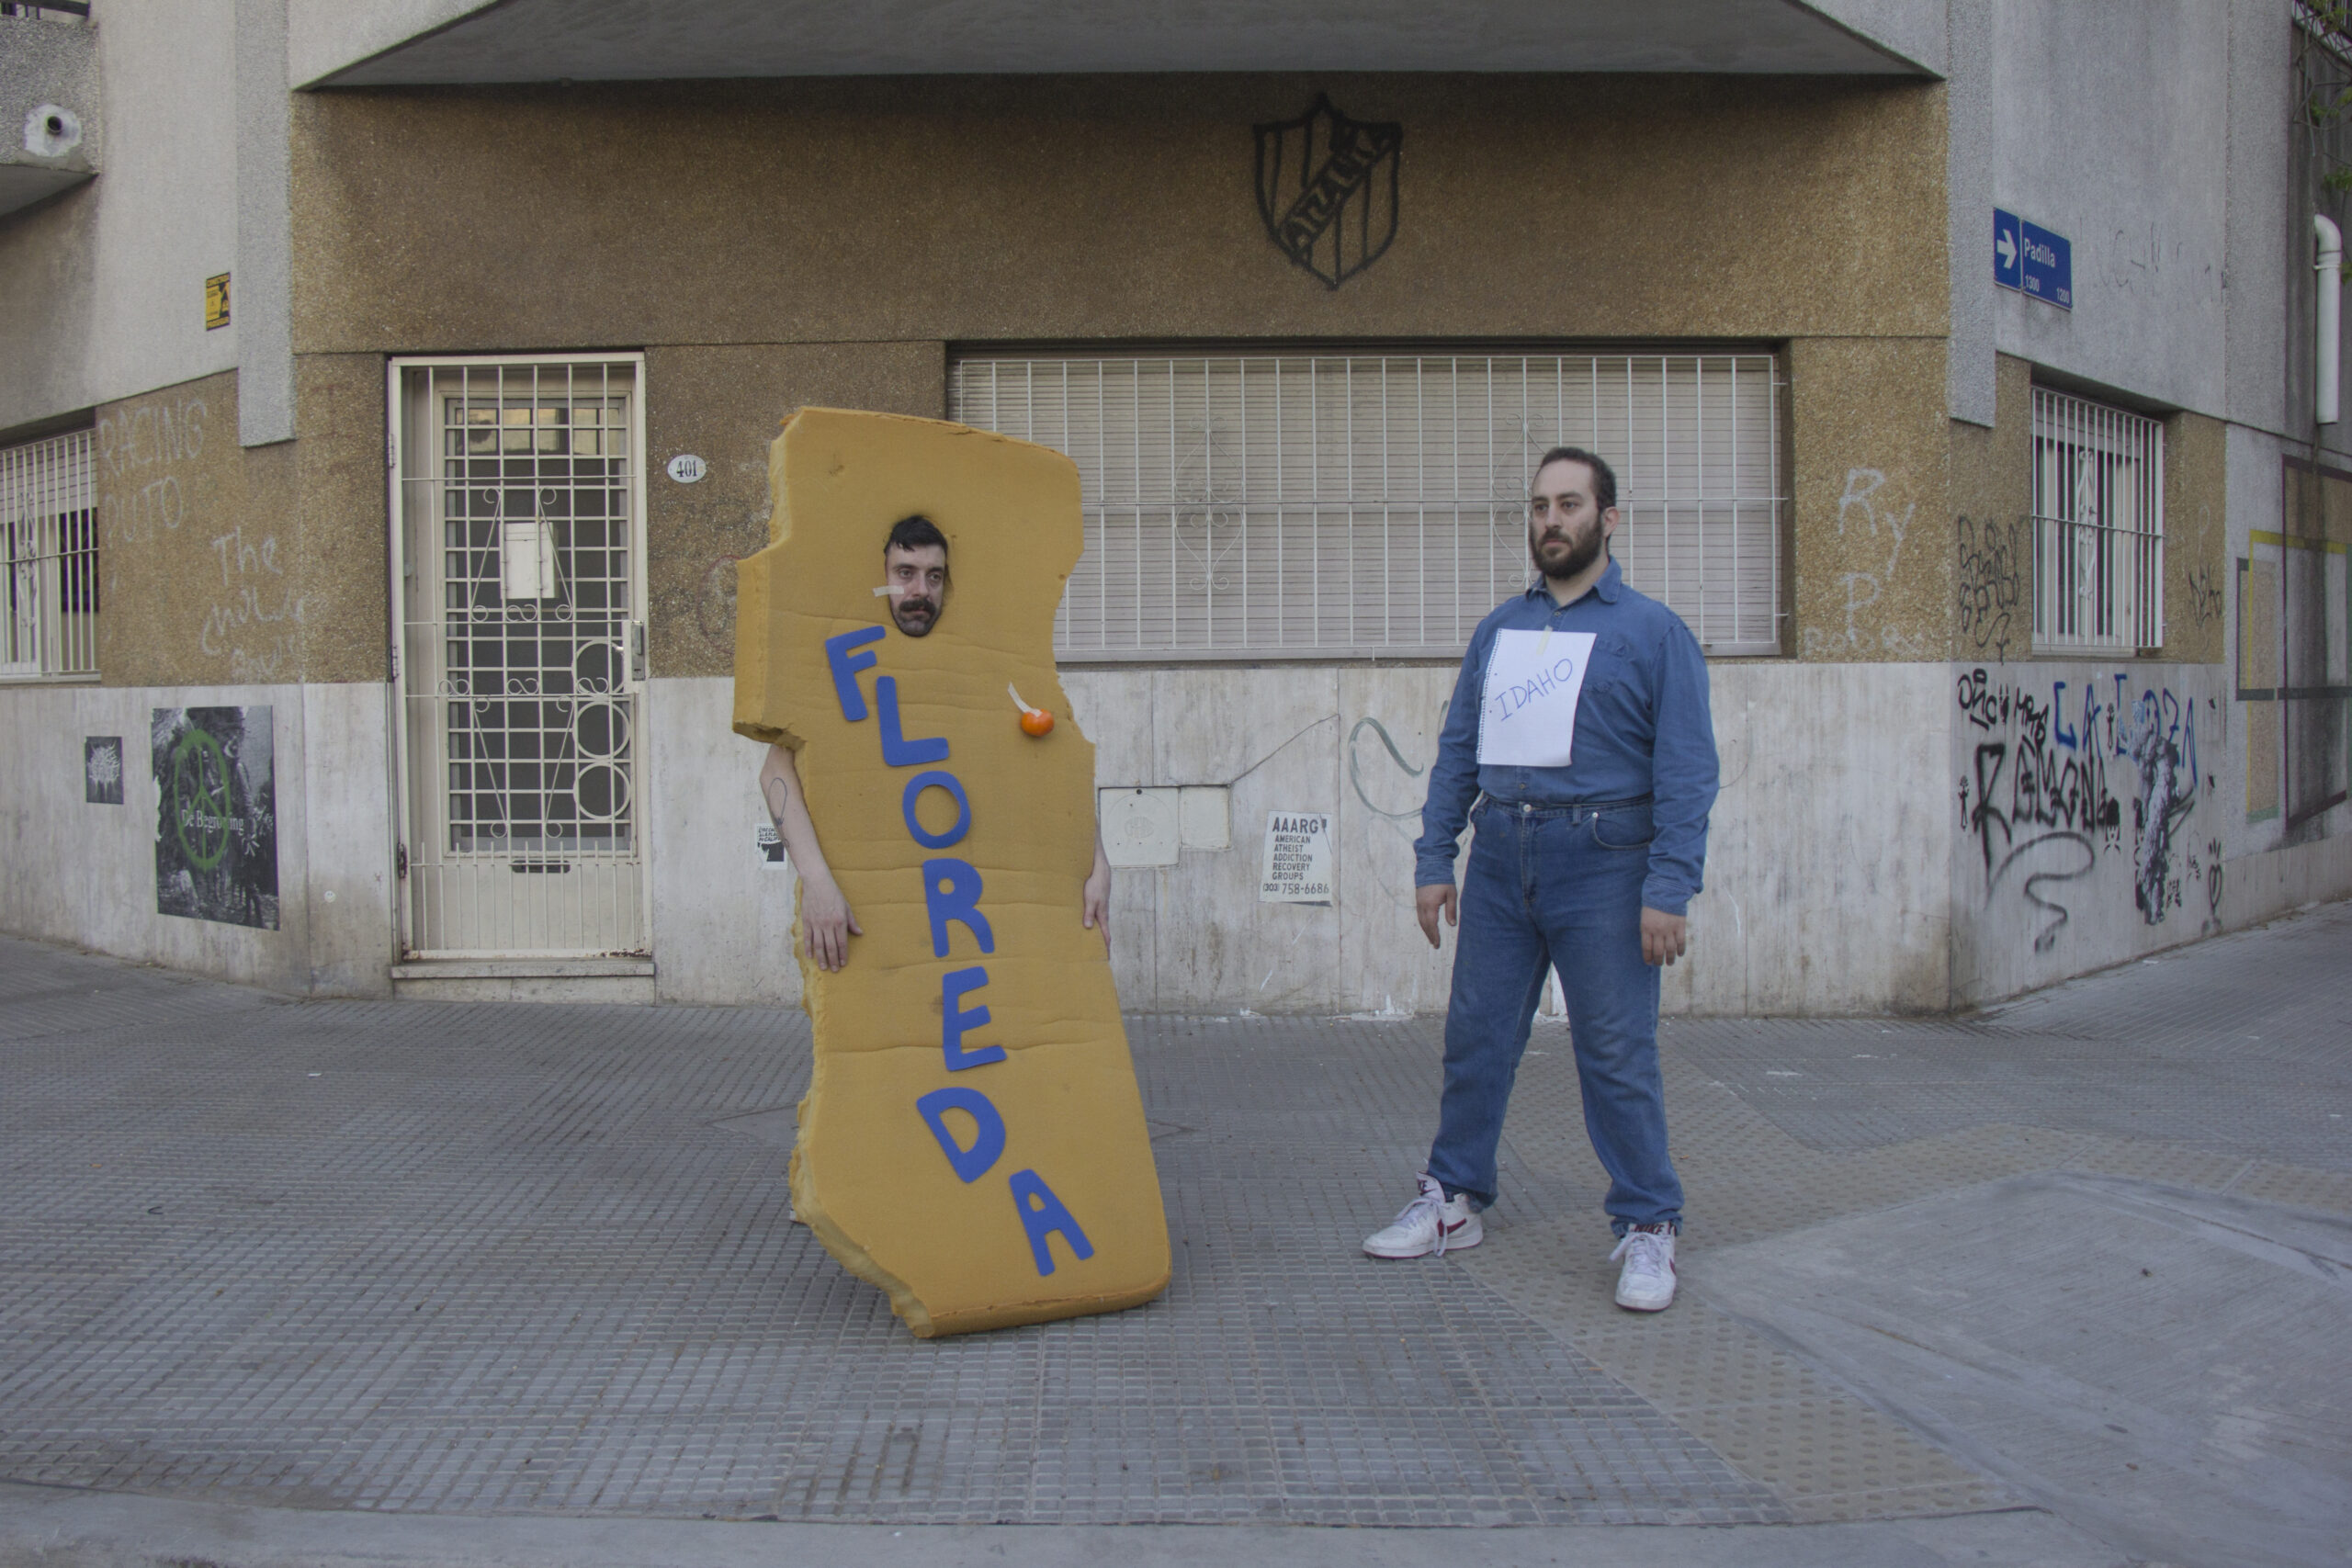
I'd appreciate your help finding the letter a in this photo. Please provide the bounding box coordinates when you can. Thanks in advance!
[1007,1168,1095,1276]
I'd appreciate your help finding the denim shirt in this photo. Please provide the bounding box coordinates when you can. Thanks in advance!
[1412,558,1720,916]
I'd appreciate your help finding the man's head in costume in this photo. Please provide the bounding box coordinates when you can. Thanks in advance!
[883,513,950,637]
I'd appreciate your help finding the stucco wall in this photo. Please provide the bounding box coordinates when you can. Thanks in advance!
[1789,337,1952,661]
[0,0,241,435]
[96,362,387,688]
[643,343,946,681]
[289,73,1948,354]
[642,658,1959,1018]
[1988,0,2233,420]
[0,681,394,996]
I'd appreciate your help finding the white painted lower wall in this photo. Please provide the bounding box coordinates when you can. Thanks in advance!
[5,666,2343,1014]
[0,680,395,995]
[1061,660,1957,1018]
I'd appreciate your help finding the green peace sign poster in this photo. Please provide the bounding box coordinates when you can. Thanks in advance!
[152,706,279,931]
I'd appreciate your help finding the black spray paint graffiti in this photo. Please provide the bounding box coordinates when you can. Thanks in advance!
[1955,514,2027,660]
[1347,716,1427,822]
[1956,668,2211,953]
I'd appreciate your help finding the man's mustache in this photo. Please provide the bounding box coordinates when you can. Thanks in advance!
[897,596,937,617]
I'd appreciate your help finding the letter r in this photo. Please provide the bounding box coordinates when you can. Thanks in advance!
[923,858,996,957]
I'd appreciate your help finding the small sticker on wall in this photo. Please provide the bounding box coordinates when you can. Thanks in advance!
[204,273,231,331]
[1260,811,1334,904]
[757,818,789,869]
[666,454,707,484]
[85,737,123,805]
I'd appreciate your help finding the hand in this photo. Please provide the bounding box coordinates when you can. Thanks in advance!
[1416,883,1459,949]
[1082,845,1112,953]
[1641,908,1687,967]
[801,876,862,972]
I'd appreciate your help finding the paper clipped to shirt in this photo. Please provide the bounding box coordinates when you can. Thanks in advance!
[1476,628,1596,768]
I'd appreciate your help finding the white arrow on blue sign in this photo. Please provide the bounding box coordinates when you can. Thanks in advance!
[1994,207,2072,310]
[1993,209,2023,290]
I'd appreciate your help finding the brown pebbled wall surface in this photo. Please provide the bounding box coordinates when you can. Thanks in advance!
[97,357,387,688]
[645,343,945,680]
[288,73,1949,354]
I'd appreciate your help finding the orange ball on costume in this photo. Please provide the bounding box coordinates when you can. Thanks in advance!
[1021,708,1055,737]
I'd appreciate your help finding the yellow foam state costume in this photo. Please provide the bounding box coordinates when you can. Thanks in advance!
[733,407,1170,1337]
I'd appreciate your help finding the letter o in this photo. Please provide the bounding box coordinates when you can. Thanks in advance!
[901,770,971,849]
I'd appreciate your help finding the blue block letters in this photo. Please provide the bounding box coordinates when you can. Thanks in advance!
[915,1086,1007,1182]
[823,626,885,723]
[901,771,971,850]
[922,857,994,956]
[877,677,950,766]
[941,966,1008,1070]
[1008,1168,1095,1276]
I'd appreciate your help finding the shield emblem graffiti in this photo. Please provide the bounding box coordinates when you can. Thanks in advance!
[1254,95,1401,289]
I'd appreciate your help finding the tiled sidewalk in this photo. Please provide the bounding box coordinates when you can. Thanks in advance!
[1,905,2346,1548]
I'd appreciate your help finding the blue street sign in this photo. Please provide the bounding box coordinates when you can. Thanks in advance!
[1994,208,2072,310]
[2018,217,2072,309]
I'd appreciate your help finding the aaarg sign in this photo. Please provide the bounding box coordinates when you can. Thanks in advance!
[1254,96,1401,290]
[1260,811,1334,904]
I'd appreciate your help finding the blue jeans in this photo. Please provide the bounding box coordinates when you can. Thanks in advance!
[1427,795,1683,1237]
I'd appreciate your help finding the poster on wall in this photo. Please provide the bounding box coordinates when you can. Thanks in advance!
[84,738,124,805]
[1259,811,1334,904]
[152,706,278,931]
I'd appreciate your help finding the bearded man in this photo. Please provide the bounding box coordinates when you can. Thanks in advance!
[1361,447,1719,1313]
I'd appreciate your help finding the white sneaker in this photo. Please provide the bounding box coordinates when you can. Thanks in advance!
[1610,1224,1677,1311]
[1363,1172,1483,1258]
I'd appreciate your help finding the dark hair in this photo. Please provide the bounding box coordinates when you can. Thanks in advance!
[1532,446,1618,514]
[884,514,949,558]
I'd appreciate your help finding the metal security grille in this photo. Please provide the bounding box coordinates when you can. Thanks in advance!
[392,360,648,958]
[2032,387,2165,651]
[0,429,97,679]
[950,350,1783,658]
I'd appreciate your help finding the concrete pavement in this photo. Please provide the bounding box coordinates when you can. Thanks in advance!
[2,901,2347,1567]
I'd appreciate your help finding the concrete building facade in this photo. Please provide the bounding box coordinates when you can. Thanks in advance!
[4,0,2346,1013]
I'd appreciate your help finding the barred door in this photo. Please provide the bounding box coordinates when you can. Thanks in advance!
[393,360,649,957]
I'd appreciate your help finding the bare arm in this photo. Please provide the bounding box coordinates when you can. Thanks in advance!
[1081,831,1111,952]
[761,743,861,971]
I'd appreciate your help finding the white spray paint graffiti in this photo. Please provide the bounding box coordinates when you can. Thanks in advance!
[1802,467,1930,659]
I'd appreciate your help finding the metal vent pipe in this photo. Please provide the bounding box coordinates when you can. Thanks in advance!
[2317,214,2342,426]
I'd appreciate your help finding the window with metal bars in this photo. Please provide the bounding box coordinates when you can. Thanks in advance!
[2032,386,2165,652]
[1,428,98,679]
[948,350,1784,660]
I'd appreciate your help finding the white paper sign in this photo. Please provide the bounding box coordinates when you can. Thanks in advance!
[1476,628,1596,767]
[1259,812,1334,904]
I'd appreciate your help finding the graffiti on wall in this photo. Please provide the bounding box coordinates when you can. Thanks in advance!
[1803,467,1932,659]
[1955,667,2216,953]
[1955,513,2027,661]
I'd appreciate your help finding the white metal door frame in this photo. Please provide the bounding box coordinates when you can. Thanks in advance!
[386,352,652,959]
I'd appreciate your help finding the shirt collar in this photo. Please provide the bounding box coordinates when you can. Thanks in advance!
[1523,555,1623,608]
